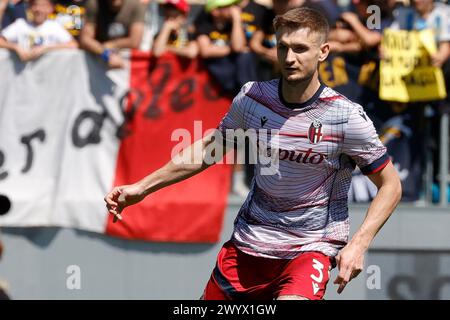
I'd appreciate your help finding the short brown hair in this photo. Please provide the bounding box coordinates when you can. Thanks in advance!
[273,7,329,43]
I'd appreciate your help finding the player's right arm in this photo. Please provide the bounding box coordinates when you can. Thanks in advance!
[105,83,249,221]
[104,131,229,221]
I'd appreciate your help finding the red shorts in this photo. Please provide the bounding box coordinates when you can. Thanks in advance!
[202,241,334,300]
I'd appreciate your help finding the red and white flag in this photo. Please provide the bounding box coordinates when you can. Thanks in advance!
[0,49,232,243]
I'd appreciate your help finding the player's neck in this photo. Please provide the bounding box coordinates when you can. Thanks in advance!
[280,76,321,106]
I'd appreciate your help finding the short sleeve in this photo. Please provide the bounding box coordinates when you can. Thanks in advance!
[217,83,250,135]
[342,104,389,175]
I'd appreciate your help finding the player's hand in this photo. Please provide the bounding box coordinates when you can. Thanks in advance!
[104,184,146,223]
[333,243,365,294]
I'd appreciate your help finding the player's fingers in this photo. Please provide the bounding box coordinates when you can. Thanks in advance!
[116,192,127,213]
[334,262,348,284]
[104,188,121,206]
[337,263,347,278]
[106,202,117,210]
[333,274,343,285]
[342,266,353,283]
[104,194,117,207]
[108,207,122,223]
[337,281,347,294]
[337,265,353,294]
[107,199,118,207]
[112,213,122,223]
[108,207,117,216]
[337,264,354,294]
[350,268,362,281]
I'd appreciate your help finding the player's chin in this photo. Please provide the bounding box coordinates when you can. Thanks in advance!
[283,74,305,83]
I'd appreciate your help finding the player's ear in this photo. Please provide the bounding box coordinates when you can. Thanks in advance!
[318,42,330,62]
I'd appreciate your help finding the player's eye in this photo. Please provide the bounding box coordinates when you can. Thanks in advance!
[292,45,308,53]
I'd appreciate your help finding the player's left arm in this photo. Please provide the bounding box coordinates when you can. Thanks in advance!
[335,103,403,293]
[334,161,401,293]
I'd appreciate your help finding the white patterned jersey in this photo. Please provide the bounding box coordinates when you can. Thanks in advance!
[218,79,389,259]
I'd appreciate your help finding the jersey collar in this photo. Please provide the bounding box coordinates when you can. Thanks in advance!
[278,79,325,110]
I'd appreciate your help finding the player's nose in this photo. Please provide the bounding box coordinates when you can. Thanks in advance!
[285,48,296,64]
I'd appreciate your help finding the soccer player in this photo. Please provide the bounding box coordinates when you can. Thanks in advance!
[104,7,402,300]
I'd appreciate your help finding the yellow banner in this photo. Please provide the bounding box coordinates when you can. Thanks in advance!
[379,28,447,102]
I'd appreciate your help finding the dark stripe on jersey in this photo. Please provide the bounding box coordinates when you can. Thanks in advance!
[360,153,390,175]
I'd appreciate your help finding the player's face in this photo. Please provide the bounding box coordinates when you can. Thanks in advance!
[276,27,329,83]
[29,0,53,25]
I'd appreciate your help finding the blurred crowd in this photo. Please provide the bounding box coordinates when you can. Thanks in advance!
[0,0,449,200]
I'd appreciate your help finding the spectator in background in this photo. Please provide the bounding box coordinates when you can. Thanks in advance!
[390,0,450,67]
[0,0,27,30]
[80,0,145,69]
[323,0,396,106]
[390,0,450,200]
[0,0,77,62]
[195,0,256,196]
[50,0,87,40]
[239,0,265,43]
[338,0,395,50]
[195,0,253,96]
[152,0,198,59]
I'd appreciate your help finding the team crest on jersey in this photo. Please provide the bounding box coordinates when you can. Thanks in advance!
[308,120,323,144]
